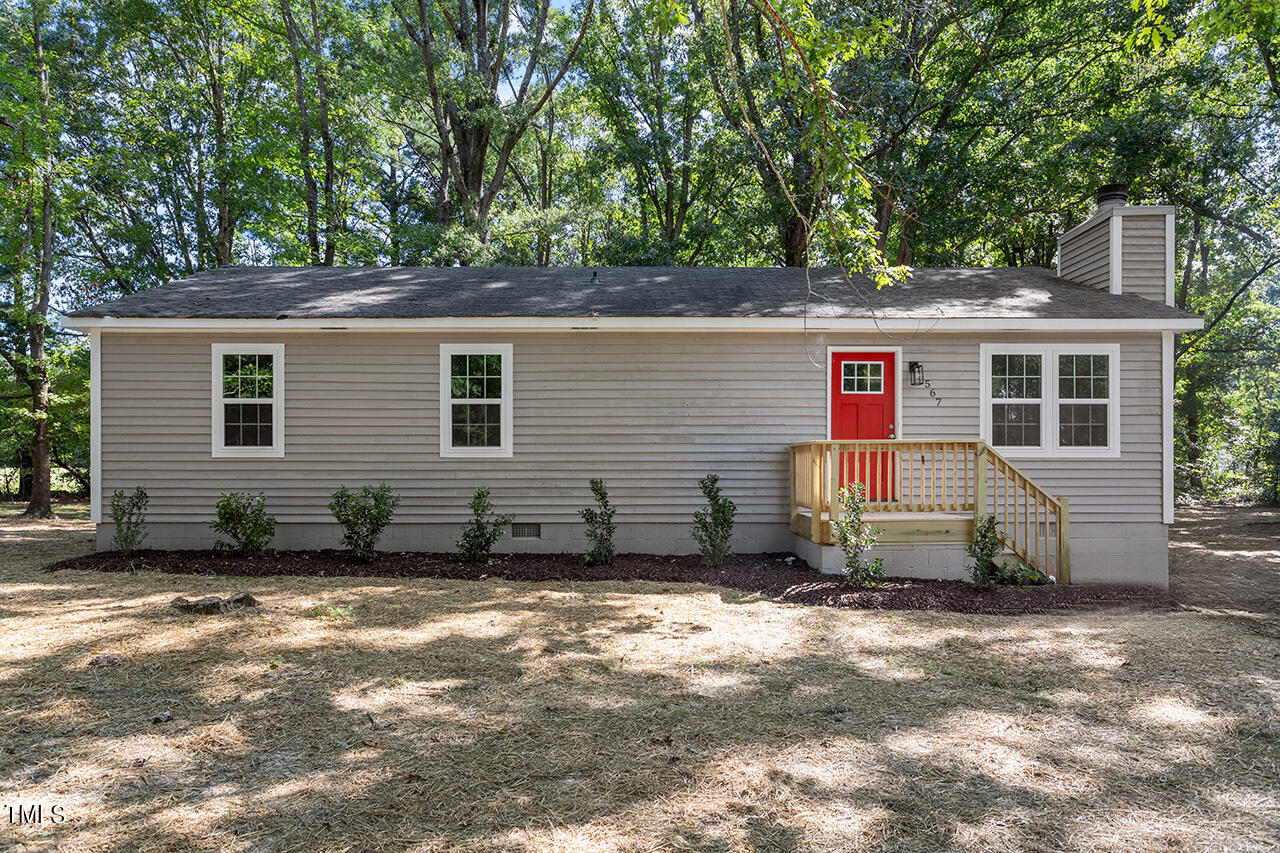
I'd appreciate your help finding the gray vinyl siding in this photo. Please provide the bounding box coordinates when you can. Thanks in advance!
[1121,214,1170,303]
[98,329,1167,577]
[896,333,1164,522]
[1058,218,1111,290]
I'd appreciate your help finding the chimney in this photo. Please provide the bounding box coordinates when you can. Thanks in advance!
[1057,184,1175,305]
[1095,183,1129,210]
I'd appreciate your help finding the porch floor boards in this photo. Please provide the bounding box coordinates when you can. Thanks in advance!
[791,508,975,547]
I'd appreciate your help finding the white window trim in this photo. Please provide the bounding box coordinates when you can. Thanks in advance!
[979,343,1120,459]
[439,343,514,459]
[211,343,285,459]
[841,361,884,394]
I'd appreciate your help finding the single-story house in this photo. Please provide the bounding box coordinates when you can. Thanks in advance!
[62,187,1202,586]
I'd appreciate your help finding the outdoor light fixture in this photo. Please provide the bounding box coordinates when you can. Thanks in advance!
[909,361,925,386]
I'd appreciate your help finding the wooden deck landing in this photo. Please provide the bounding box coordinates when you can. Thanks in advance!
[791,509,975,546]
[790,440,1070,582]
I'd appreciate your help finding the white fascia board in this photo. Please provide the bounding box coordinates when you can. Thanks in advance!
[63,315,1205,333]
[89,329,102,524]
[1163,331,1175,524]
[1109,214,1124,295]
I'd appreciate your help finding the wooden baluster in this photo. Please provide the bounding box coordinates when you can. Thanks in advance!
[869,444,877,507]
[909,450,917,511]
[810,444,822,544]
[973,443,987,524]
[1004,465,1010,548]
[1023,477,1030,563]
[919,450,925,511]
[1035,497,1042,573]
[856,444,864,501]
[829,445,842,533]
[1034,499,1044,571]
[947,443,953,510]
[790,446,797,530]
[1057,496,1071,583]
[931,448,942,507]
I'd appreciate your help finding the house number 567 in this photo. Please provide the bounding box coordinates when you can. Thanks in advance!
[922,379,943,407]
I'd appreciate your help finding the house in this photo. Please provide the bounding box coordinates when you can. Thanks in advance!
[62,187,1202,586]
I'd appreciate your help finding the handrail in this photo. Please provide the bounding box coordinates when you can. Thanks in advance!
[982,445,1071,583]
[790,440,1071,583]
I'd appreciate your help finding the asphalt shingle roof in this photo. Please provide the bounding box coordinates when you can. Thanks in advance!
[65,265,1199,322]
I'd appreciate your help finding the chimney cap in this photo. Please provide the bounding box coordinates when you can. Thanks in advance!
[1096,183,1129,210]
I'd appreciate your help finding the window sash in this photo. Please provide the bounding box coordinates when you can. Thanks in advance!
[980,344,1118,457]
[211,344,283,458]
[440,344,513,457]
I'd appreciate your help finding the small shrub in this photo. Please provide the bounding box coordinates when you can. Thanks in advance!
[456,486,512,562]
[831,483,884,583]
[210,492,276,556]
[691,474,736,566]
[967,514,1003,587]
[110,486,150,556]
[329,483,401,561]
[580,478,616,565]
[1000,561,1050,585]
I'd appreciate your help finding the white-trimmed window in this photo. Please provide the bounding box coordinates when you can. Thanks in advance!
[212,343,284,458]
[842,361,883,394]
[979,343,1119,457]
[440,343,513,458]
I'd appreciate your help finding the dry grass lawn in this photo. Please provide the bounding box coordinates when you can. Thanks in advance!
[1,503,1278,852]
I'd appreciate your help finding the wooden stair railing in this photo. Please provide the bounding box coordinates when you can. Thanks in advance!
[790,440,1071,583]
[978,443,1071,584]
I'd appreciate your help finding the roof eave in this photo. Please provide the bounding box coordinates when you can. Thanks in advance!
[58,314,1205,333]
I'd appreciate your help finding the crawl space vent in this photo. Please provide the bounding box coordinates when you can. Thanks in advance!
[511,522,542,539]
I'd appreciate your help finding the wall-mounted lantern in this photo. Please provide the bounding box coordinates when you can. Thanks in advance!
[909,361,926,386]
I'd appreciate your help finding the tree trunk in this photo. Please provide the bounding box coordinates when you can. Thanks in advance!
[780,215,809,267]
[308,0,338,265]
[209,37,236,266]
[386,159,402,265]
[1183,368,1204,495]
[280,0,321,264]
[17,449,33,502]
[24,0,54,519]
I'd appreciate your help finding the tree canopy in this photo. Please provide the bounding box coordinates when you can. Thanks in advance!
[1,0,1277,510]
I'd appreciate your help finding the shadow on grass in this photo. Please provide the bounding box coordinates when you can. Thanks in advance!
[1,562,1278,852]
[1169,504,1280,618]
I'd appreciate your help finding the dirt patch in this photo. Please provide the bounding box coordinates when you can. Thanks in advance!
[2,517,1278,852]
[1170,503,1280,617]
[48,549,1169,616]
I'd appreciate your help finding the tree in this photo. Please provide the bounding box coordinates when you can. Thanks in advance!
[0,0,60,517]
[386,0,596,257]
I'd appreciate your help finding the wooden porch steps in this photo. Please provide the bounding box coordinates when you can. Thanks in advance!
[790,440,1071,583]
[791,510,974,546]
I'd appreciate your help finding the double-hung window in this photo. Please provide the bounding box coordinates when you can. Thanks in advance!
[212,343,284,458]
[439,343,513,458]
[980,344,1119,457]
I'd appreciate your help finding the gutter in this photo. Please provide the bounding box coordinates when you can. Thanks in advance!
[58,315,1205,333]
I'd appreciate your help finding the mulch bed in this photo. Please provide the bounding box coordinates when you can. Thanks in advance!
[46,550,1171,615]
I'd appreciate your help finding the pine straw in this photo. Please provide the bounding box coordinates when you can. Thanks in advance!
[2,506,1278,852]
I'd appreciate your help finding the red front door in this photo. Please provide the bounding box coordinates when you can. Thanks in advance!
[830,351,897,501]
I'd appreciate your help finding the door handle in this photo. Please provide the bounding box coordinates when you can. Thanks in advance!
[889,433,896,439]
